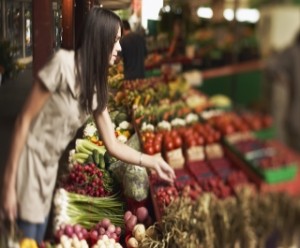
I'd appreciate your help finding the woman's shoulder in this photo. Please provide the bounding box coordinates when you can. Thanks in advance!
[54,48,75,60]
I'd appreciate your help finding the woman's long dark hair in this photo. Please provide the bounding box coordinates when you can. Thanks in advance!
[75,7,121,114]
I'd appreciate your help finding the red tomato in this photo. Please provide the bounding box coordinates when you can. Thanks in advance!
[165,140,174,151]
[170,130,179,137]
[144,145,155,155]
[223,124,235,135]
[186,138,197,148]
[205,135,215,144]
[153,142,162,153]
[146,137,154,144]
[173,136,182,148]
[155,133,163,142]
[214,131,221,141]
[196,135,205,146]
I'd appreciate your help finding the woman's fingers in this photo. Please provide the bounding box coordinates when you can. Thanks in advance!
[0,207,16,223]
[156,159,176,183]
[9,206,17,222]
[1,193,17,222]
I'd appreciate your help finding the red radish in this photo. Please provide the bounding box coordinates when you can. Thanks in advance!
[73,224,82,234]
[110,232,117,240]
[136,207,149,222]
[115,226,122,235]
[64,225,73,237]
[90,230,98,240]
[126,215,137,232]
[98,227,105,235]
[81,228,88,239]
[124,210,133,222]
[76,232,84,240]
[55,228,64,240]
[101,218,111,229]
[107,224,116,234]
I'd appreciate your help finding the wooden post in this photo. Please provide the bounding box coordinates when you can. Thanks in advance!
[74,0,94,45]
[32,0,54,77]
[61,0,74,49]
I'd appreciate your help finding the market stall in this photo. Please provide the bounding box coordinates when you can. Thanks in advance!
[22,63,300,248]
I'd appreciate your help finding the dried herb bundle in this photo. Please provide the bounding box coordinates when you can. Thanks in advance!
[140,185,300,248]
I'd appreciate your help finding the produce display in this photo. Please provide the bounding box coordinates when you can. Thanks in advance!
[11,63,300,248]
[225,133,298,183]
[203,111,273,136]
[138,188,300,248]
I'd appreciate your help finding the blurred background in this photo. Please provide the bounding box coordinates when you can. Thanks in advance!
[1,1,300,245]
[1,0,300,165]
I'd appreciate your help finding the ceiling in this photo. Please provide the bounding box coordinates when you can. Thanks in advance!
[99,0,131,10]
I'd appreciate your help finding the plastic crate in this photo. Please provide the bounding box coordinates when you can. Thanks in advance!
[224,138,298,184]
[253,126,276,140]
[254,163,298,184]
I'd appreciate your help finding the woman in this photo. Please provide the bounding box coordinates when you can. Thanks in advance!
[1,7,175,243]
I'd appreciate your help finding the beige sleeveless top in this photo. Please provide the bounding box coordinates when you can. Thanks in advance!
[16,49,89,222]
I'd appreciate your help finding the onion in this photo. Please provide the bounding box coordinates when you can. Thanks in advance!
[127,237,139,248]
[133,224,146,241]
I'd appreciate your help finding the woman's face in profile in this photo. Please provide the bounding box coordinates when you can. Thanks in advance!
[109,26,122,65]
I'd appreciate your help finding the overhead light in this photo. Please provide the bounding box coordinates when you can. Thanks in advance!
[197,7,213,19]
[162,5,171,13]
[237,9,260,23]
[223,9,234,21]
[224,8,260,23]
[142,0,164,30]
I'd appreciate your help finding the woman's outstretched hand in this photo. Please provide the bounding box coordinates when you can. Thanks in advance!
[1,181,17,222]
[148,155,176,183]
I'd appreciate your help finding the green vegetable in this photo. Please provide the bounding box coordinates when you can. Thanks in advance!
[75,142,92,155]
[104,151,118,167]
[115,112,128,125]
[72,152,89,164]
[76,139,106,155]
[93,149,100,165]
[99,153,106,169]
[86,155,94,164]
[53,189,125,230]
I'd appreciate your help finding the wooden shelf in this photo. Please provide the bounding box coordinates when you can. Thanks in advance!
[202,60,265,80]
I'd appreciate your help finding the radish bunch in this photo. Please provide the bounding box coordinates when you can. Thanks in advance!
[55,224,89,242]
[61,164,114,197]
[61,164,104,197]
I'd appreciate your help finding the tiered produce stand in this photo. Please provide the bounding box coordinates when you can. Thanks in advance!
[34,64,300,248]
